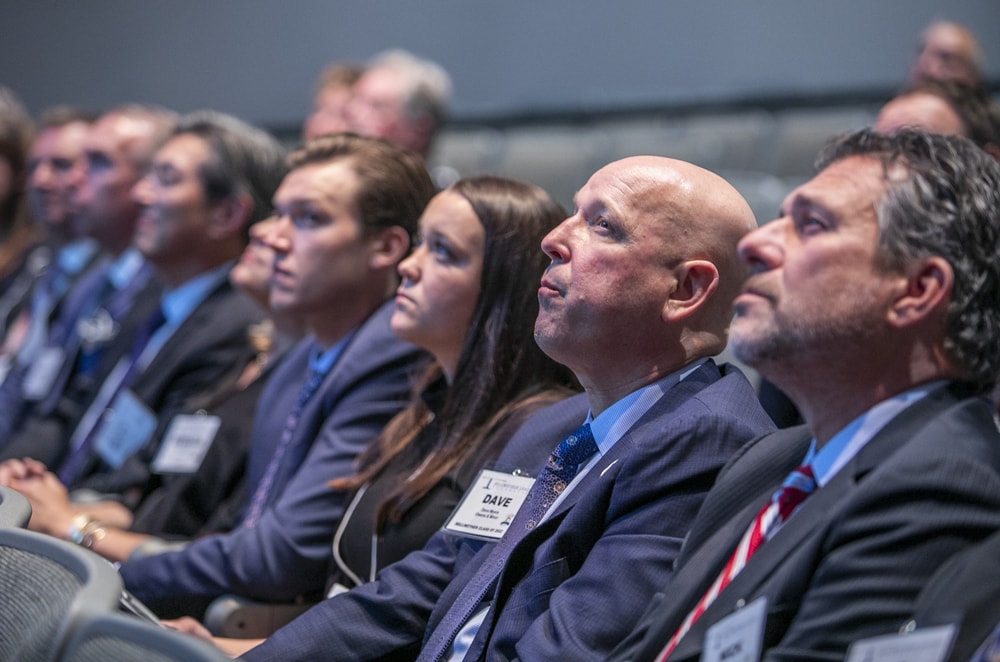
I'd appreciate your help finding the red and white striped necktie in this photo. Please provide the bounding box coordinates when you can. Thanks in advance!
[656,464,816,661]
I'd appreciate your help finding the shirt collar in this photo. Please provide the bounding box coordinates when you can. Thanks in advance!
[588,357,710,456]
[308,331,354,377]
[807,380,948,487]
[106,248,147,290]
[56,238,100,275]
[160,261,231,327]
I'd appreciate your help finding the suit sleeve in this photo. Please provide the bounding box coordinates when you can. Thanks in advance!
[118,337,419,611]
[242,531,465,661]
[763,449,1000,661]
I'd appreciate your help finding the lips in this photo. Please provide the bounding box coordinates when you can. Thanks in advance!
[538,276,563,297]
[271,264,295,289]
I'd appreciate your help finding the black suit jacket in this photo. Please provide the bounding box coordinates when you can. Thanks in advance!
[612,382,1000,662]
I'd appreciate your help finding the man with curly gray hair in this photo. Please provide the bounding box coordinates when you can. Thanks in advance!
[612,129,1000,662]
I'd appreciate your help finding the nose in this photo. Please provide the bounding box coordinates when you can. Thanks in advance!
[540,215,574,263]
[397,245,421,283]
[131,174,153,205]
[29,161,53,189]
[737,218,784,274]
[264,213,293,253]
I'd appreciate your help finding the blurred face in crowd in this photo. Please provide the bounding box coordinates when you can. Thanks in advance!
[26,120,90,235]
[910,22,981,87]
[393,190,484,379]
[731,156,902,371]
[73,113,150,252]
[302,83,354,142]
[347,67,420,152]
[875,92,965,137]
[131,133,216,269]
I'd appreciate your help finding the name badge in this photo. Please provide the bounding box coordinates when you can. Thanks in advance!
[94,389,157,468]
[151,413,221,474]
[443,469,535,541]
[845,624,956,662]
[21,346,66,400]
[702,596,767,662]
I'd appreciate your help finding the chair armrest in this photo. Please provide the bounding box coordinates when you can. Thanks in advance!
[203,594,315,638]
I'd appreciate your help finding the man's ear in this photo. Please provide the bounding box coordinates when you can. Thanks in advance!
[886,256,953,328]
[368,226,411,270]
[662,260,720,322]
[208,193,253,239]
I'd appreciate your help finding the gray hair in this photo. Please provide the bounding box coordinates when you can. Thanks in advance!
[818,128,1000,391]
[368,49,452,129]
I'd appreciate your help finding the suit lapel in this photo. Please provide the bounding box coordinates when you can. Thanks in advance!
[672,382,974,659]
[544,362,723,523]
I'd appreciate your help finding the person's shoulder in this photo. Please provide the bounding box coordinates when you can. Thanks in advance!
[344,299,424,360]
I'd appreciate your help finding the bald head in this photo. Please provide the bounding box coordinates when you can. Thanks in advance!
[875,91,966,137]
[536,155,755,407]
[615,155,756,319]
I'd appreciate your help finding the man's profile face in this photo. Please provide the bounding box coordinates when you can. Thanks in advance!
[534,161,680,375]
[730,156,902,369]
[72,114,146,248]
[130,133,215,267]
[266,159,374,318]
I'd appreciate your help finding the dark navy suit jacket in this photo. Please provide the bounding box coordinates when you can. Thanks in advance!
[119,302,425,617]
[611,382,1000,662]
[243,361,775,661]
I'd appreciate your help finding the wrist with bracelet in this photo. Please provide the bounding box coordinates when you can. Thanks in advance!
[67,514,107,549]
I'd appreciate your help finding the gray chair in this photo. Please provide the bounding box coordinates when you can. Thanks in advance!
[59,612,231,662]
[203,593,314,639]
[0,485,31,527]
[0,527,122,662]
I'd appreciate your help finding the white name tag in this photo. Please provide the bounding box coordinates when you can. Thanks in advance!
[21,346,66,400]
[702,596,767,662]
[443,469,535,541]
[846,624,956,662]
[151,413,221,474]
[94,389,157,468]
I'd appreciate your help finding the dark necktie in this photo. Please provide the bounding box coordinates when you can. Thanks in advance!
[418,423,599,662]
[657,464,817,661]
[241,366,327,527]
[55,305,168,485]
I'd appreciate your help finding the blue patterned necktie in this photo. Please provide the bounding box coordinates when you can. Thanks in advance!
[242,366,327,527]
[418,423,598,662]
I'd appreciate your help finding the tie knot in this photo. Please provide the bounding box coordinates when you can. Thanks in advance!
[774,463,816,521]
[551,423,598,470]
